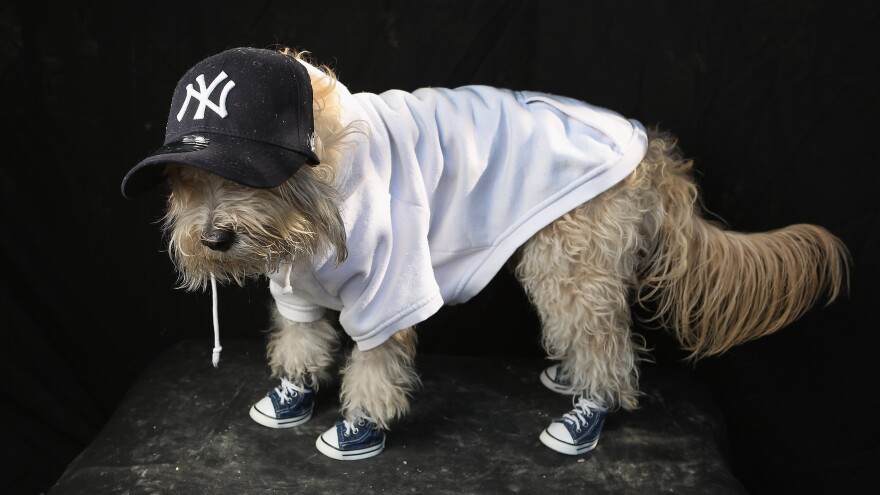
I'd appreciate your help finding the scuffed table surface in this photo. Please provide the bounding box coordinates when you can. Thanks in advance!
[51,339,746,494]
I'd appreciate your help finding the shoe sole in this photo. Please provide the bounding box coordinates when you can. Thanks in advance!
[249,405,313,429]
[315,435,385,461]
[540,368,575,395]
[539,429,599,455]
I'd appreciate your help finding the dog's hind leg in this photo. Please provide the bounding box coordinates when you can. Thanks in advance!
[516,184,650,455]
[516,180,649,412]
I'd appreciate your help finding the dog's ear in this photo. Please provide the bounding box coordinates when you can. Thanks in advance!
[280,166,348,265]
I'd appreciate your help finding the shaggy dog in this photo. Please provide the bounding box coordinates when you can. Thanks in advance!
[122,47,849,460]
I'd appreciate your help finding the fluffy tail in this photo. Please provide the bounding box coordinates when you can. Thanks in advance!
[636,134,850,359]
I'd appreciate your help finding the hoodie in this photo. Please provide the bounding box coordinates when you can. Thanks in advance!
[266,63,648,350]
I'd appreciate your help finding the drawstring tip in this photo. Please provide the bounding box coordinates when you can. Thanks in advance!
[212,346,222,367]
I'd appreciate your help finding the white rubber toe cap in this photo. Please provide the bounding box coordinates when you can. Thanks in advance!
[252,396,277,418]
[319,427,340,449]
[539,422,598,456]
[545,422,575,443]
[248,396,312,429]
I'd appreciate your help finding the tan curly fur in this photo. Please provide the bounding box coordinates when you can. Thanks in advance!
[517,130,849,410]
[266,307,341,389]
[338,327,420,430]
[633,133,849,359]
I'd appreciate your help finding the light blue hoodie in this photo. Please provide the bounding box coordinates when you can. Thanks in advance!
[268,64,648,350]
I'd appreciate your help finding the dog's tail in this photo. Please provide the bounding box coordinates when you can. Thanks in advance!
[636,133,850,359]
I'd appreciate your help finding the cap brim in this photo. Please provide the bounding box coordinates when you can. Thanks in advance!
[121,133,319,198]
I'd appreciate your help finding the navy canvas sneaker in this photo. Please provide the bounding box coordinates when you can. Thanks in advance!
[540,395,607,455]
[249,375,314,428]
[540,364,575,395]
[316,418,386,460]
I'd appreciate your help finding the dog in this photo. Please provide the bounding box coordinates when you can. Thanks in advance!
[122,47,849,460]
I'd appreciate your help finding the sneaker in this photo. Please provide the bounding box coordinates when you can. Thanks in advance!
[315,418,386,460]
[540,364,575,395]
[539,396,607,455]
[249,376,314,428]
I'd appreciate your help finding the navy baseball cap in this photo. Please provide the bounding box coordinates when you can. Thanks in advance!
[121,47,320,198]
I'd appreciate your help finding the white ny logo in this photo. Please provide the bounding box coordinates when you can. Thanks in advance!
[176,71,236,122]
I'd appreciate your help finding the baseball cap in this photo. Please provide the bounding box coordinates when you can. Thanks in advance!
[121,47,320,198]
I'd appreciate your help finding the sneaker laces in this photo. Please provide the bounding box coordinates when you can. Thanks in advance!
[562,396,604,432]
[342,416,375,437]
[275,376,309,405]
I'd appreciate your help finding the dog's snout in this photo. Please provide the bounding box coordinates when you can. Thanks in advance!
[201,228,236,252]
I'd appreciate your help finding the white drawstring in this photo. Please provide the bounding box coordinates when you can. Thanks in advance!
[210,274,222,367]
[281,262,293,295]
[210,264,291,368]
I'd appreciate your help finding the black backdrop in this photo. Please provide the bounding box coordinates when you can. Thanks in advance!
[2,1,878,493]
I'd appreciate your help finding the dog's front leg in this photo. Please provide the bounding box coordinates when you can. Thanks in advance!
[315,327,419,460]
[249,307,340,429]
[266,307,340,387]
[339,327,420,427]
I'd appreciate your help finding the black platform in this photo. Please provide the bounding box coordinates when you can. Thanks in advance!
[49,340,745,494]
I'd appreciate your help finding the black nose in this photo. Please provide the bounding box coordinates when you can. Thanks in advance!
[201,228,236,252]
